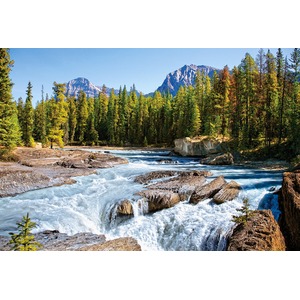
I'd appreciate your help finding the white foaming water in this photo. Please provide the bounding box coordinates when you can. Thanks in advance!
[0,150,283,250]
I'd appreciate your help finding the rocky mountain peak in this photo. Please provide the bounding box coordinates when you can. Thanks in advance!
[65,77,101,98]
[156,64,219,96]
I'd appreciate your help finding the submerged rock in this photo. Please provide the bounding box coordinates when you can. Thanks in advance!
[227,210,286,251]
[190,176,227,204]
[213,181,241,204]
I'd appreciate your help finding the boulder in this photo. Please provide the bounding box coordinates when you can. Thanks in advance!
[213,181,241,204]
[189,176,227,204]
[116,199,134,215]
[137,189,181,212]
[174,137,223,157]
[227,210,286,251]
[278,171,300,250]
[201,153,234,165]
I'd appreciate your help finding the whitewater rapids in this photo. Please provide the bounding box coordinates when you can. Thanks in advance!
[0,150,283,250]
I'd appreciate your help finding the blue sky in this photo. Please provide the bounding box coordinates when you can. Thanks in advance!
[10,48,294,105]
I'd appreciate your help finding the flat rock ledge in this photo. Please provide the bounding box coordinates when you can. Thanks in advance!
[0,230,141,251]
[0,147,128,198]
[227,210,286,251]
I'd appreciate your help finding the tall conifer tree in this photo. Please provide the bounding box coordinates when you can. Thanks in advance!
[0,48,21,151]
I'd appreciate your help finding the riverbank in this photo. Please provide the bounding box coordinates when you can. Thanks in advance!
[0,147,128,198]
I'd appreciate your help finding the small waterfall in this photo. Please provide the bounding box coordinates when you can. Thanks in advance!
[131,198,149,217]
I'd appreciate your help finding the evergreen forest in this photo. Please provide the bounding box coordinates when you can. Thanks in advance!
[1,48,300,158]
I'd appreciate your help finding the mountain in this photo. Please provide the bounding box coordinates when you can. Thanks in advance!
[65,77,139,98]
[65,65,219,99]
[66,77,102,98]
[156,64,219,96]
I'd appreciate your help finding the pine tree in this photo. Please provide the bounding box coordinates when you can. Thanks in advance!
[0,48,21,152]
[86,97,98,145]
[264,50,279,149]
[9,213,42,251]
[67,96,77,144]
[47,82,68,148]
[23,81,35,147]
[33,99,47,145]
[76,90,88,144]
[288,48,300,154]
[232,198,255,225]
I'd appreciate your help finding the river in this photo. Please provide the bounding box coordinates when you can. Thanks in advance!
[0,149,283,250]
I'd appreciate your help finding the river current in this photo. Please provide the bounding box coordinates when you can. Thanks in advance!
[0,150,283,250]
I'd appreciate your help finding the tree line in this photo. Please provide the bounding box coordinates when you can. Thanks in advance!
[1,48,299,156]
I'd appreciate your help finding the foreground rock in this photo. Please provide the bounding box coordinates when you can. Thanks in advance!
[278,171,300,250]
[213,181,241,204]
[0,147,128,198]
[0,230,141,251]
[227,210,286,251]
[174,137,224,157]
[80,237,141,251]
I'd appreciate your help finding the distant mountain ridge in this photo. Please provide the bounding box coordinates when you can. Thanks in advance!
[65,64,220,98]
[156,64,219,96]
[65,77,117,98]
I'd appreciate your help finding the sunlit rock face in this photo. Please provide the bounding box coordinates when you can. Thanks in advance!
[174,137,223,157]
[227,210,286,251]
[156,64,219,96]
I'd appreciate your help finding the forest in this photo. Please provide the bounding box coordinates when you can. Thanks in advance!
[1,48,300,159]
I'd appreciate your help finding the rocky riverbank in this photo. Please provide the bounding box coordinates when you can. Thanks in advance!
[0,147,128,198]
[0,230,141,251]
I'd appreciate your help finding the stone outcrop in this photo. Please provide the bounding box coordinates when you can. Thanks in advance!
[278,171,300,250]
[201,153,234,165]
[213,181,241,204]
[0,230,141,251]
[227,210,286,251]
[174,137,223,157]
[189,176,227,204]
[0,147,128,198]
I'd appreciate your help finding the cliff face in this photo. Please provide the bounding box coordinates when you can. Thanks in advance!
[227,210,286,251]
[278,171,300,250]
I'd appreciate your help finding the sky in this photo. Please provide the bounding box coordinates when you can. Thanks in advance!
[9,48,294,105]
